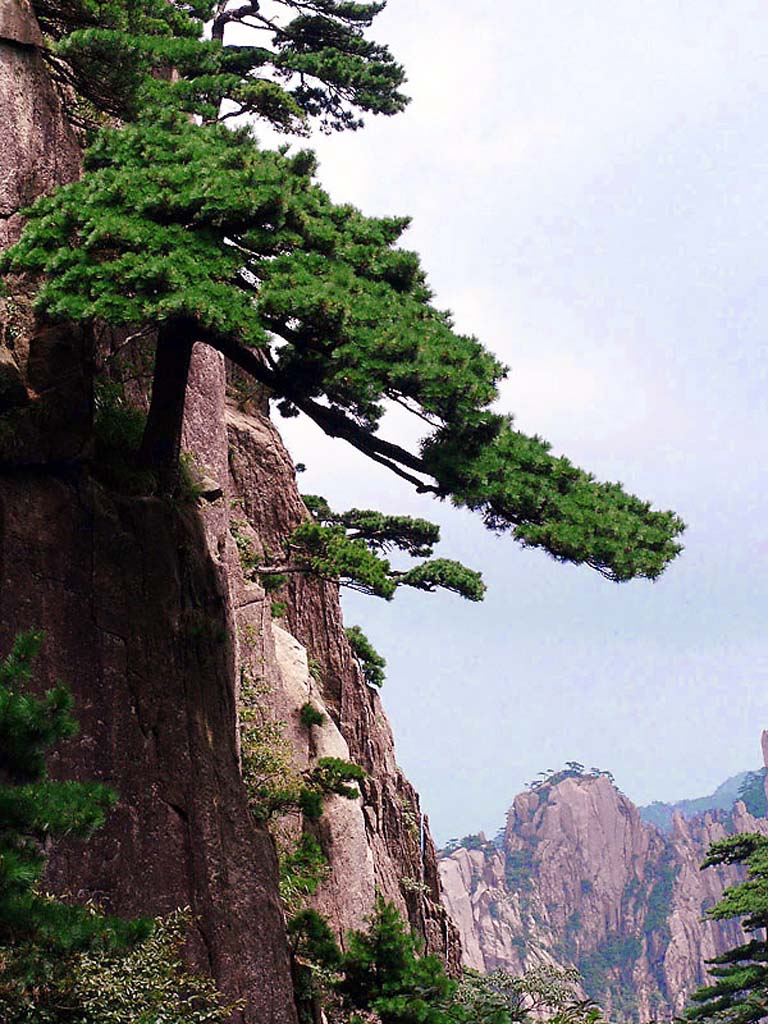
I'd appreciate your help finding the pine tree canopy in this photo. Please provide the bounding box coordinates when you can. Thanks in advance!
[685,833,768,1024]
[3,102,683,581]
[35,0,407,130]
[3,2,686,582]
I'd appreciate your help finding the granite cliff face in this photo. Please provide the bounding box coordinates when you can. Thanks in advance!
[0,2,458,1019]
[440,753,768,1023]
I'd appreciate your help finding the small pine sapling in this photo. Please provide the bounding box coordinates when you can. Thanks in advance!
[0,631,150,1012]
[346,625,386,688]
[299,703,325,729]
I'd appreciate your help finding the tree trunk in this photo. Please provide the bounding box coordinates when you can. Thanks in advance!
[138,321,194,494]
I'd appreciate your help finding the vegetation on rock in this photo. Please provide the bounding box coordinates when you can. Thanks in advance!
[526,762,616,791]
[239,664,364,821]
[0,633,147,980]
[288,897,604,1024]
[686,833,768,1024]
[0,633,232,1022]
[346,625,386,688]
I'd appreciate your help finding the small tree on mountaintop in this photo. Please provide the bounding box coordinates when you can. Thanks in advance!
[3,1,683,585]
[685,833,768,1024]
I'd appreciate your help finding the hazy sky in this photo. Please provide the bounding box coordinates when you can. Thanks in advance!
[257,2,768,843]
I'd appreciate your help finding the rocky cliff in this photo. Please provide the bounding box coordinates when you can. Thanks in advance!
[440,750,768,1023]
[0,2,458,1020]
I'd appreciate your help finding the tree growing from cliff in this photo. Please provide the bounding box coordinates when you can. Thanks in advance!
[35,0,407,131]
[3,108,684,582]
[0,631,146,954]
[346,625,386,687]
[685,833,768,1024]
[289,898,605,1024]
[2,0,684,583]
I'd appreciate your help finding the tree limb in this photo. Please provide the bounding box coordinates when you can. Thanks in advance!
[211,333,441,493]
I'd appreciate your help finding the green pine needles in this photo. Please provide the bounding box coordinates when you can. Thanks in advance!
[36,0,407,132]
[346,624,386,687]
[288,897,605,1024]
[257,496,485,601]
[0,633,237,1022]
[2,101,684,579]
[686,833,768,1024]
[0,631,146,956]
[0,631,151,1019]
[2,1,685,582]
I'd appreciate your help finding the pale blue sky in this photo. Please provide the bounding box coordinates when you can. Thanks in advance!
[266,1,768,842]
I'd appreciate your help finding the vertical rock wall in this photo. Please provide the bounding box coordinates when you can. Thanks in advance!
[0,4,292,1020]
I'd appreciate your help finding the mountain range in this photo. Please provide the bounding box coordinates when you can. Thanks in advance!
[439,743,768,1022]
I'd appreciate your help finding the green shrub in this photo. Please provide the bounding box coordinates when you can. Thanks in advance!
[346,624,386,688]
[261,572,288,593]
[299,789,324,821]
[300,702,325,728]
[280,834,330,913]
[93,381,155,494]
[71,911,239,1024]
[0,633,148,958]
[239,670,362,826]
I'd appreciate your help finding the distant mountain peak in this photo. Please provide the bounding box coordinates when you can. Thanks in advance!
[639,768,767,833]
[439,741,768,1024]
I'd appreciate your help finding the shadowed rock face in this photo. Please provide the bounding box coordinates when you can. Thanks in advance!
[0,3,459,1017]
[0,471,298,1023]
[0,1,80,249]
[439,758,768,1023]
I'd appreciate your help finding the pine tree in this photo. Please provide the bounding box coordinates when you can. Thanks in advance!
[3,2,685,582]
[346,625,386,687]
[2,103,684,580]
[0,631,148,1016]
[258,496,485,600]
[685,833,768,1024]
[339,897,456,1024]
[34,0,407,131]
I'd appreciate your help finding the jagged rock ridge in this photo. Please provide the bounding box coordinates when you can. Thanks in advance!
[638,772,754,833]
[439,745,768,1023]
